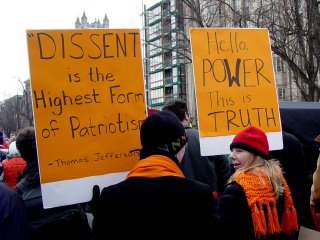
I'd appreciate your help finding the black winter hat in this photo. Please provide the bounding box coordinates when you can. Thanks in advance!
[140,110,188,155]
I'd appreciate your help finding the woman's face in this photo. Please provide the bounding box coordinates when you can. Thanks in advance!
[230,148,251,170]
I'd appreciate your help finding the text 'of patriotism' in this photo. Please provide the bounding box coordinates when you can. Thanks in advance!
[32,66,145,140]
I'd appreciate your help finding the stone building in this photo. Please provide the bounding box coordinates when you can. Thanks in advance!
[75,11,109,29]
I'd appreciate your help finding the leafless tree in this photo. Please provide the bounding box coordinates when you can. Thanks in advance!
[0,97,18,136]
[180,0,320,101]
[18,78,34,126]
[0,78,34,135]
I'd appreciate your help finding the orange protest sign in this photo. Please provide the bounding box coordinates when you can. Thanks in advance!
[27,29,146,184]
[190,28,281,137]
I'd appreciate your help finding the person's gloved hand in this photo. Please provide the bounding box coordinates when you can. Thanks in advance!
[88,185,100,218]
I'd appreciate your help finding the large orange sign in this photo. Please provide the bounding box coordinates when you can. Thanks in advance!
[27,29,146,184]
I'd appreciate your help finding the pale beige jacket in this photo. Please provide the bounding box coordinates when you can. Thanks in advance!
[310,152,320,205]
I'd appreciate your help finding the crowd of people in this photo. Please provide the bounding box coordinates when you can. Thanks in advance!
[0,98,319,239]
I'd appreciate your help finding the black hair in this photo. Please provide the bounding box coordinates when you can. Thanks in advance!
[162,99,188,121]
[16,127,37,163]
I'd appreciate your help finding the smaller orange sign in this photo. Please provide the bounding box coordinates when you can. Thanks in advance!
[190,28,281,137]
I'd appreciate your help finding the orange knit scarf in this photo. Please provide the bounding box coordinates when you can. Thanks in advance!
[126,155,185,179]
[234,170,298,238]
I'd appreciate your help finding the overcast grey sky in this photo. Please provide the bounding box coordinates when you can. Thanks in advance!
[0,0,150,101]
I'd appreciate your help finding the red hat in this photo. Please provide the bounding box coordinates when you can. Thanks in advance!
[230,126,269,159]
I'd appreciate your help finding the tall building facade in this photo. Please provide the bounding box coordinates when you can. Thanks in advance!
[143,1,187,111]
[75,11,109,29]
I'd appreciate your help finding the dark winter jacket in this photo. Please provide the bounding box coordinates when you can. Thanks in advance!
[269,131,310,226]
[0,182,30,240]
[182,127,231,195]
[93,151,219,239]
[15,161,91,240]
[218,182,298,240]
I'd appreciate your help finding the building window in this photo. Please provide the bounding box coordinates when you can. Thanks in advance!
[277,85,285,100]
[150,55,163,72]
[233,0,240,12]
[149,22,161,39]
[151,97,164,105]
[148,6,161,23]
[149,39,162,56]
[273,57,283,73]
[151,88,163,100]
[150,72,163,88]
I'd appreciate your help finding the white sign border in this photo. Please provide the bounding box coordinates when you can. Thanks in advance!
[41,171,128,208]
[200,131,283,156]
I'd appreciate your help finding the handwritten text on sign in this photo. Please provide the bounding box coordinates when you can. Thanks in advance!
[190,28,281,137]
[27,29,146,183]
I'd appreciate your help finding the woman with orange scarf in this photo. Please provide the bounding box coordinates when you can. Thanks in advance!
[92,111,219,239]
[218,126,299,239]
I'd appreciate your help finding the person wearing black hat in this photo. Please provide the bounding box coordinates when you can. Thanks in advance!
[14,127,92,240]
[162,99,231,197]
[218,126,299,240]
[92,111,219,239]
